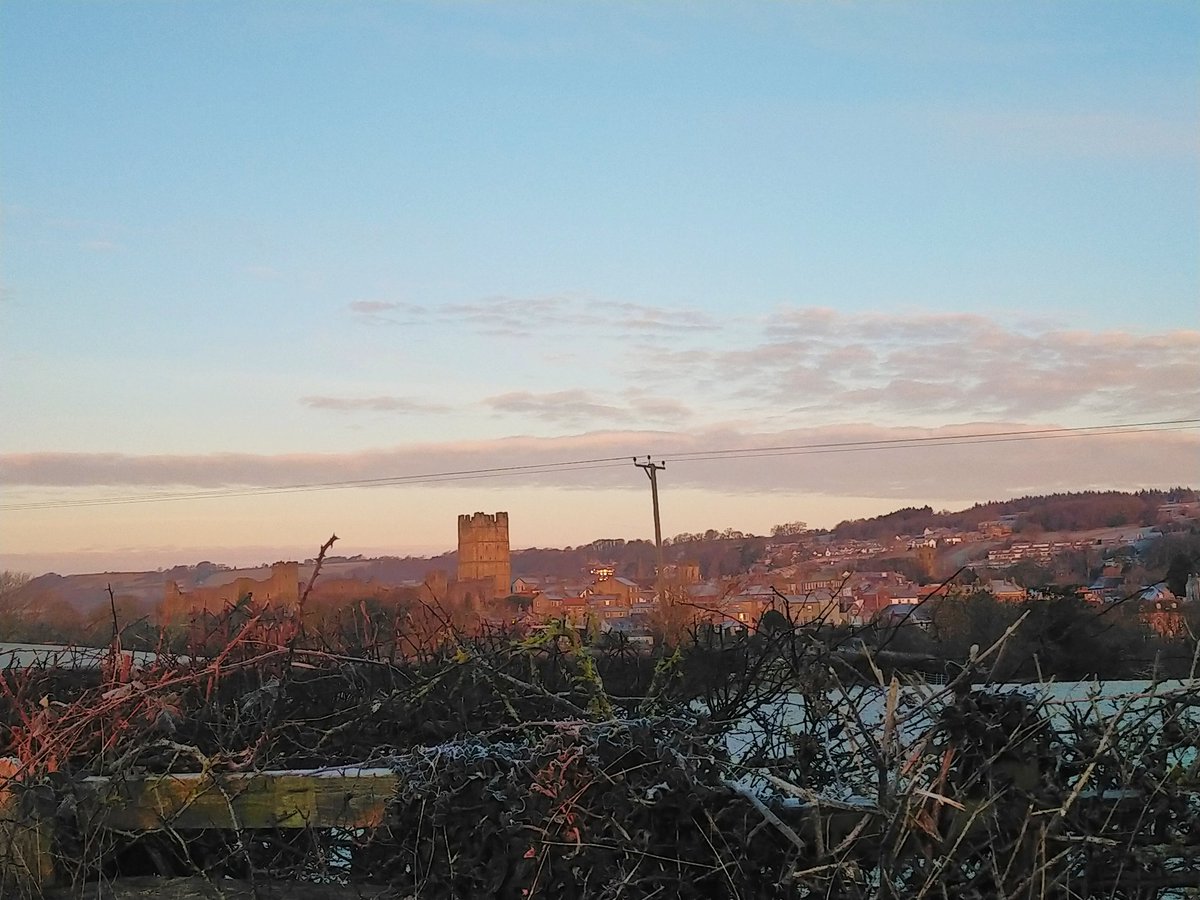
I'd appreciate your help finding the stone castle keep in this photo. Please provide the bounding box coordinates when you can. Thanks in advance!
[457,511,511,598]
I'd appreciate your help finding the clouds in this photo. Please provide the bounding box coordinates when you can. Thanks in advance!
[486,390,626,424]
[484,390,694,426]
[300,395,450,414]
[347,295,721,338]
[4,422,1196,505]
[633,307,1200,426]
[329,297,1198,432]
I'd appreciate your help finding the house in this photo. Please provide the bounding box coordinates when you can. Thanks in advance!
[851,590,892,623]
[1139,587,1185,637]
[985,579,1027,603]
[722,594,769,627]
[1137,584,1177,604]
[1158,501,1200,523]
[531,589,565,618]
[979,518,1015,538]
[875,602,934,629]
[532,588,593,627]
[600,618,655,649]
[801,571,848,593]
[917,584,950,603]
[587,592,631,621]
[591,575,641,605]
[1087,575,1126,604]
[771,592,844,627]
[662,562,701,584]
[512,576,543,595]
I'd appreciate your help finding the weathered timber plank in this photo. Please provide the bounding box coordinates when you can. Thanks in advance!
[80,769,400,831]
[1,758,56,891]
[46,876,388,899]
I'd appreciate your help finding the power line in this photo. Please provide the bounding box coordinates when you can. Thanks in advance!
[659,419,1200,462]
[669,421,1200,464]
[2,417,1196,512]
[0,459,634,511]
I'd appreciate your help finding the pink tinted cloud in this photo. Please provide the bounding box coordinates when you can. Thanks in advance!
[3,423,1195,502]
[300,395,451,414]
[348,295,718,338]
[637,310,1200,425]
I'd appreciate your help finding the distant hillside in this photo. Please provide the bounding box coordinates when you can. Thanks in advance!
[830,488,1196,541]
[513,535,771,581]
[16,570,168,612]
[343,538,753,583]
[8,488,1195,618]
[513,541,657,580]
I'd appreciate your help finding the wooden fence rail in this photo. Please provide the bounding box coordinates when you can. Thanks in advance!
[1,766,402,897]
[80,767,400,831]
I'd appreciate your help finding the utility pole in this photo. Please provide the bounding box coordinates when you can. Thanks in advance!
[634,456,666,602]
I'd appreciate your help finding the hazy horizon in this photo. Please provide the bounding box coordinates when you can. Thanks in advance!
[6,482,1193,578]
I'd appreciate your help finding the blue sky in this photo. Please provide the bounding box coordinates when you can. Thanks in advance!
[2,3,1197,573]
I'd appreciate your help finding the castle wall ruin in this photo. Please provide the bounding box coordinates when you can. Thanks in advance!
[160,561,300,622]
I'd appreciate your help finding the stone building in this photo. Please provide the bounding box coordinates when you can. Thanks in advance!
[457,511,511,598]
[160,561,299,622]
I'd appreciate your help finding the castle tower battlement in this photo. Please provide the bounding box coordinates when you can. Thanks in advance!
[457,511,511,598]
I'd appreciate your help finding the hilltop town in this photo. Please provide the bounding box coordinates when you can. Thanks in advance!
[3,489,1199,650]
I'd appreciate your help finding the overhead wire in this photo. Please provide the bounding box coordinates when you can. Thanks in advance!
[667,420,1200,463]
[1,417,1197,512]
[0,459,635,510]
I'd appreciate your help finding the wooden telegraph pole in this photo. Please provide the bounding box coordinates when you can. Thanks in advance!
[634,457,666,602]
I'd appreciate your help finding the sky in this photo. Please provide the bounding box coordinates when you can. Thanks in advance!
[1,2,1197,574]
